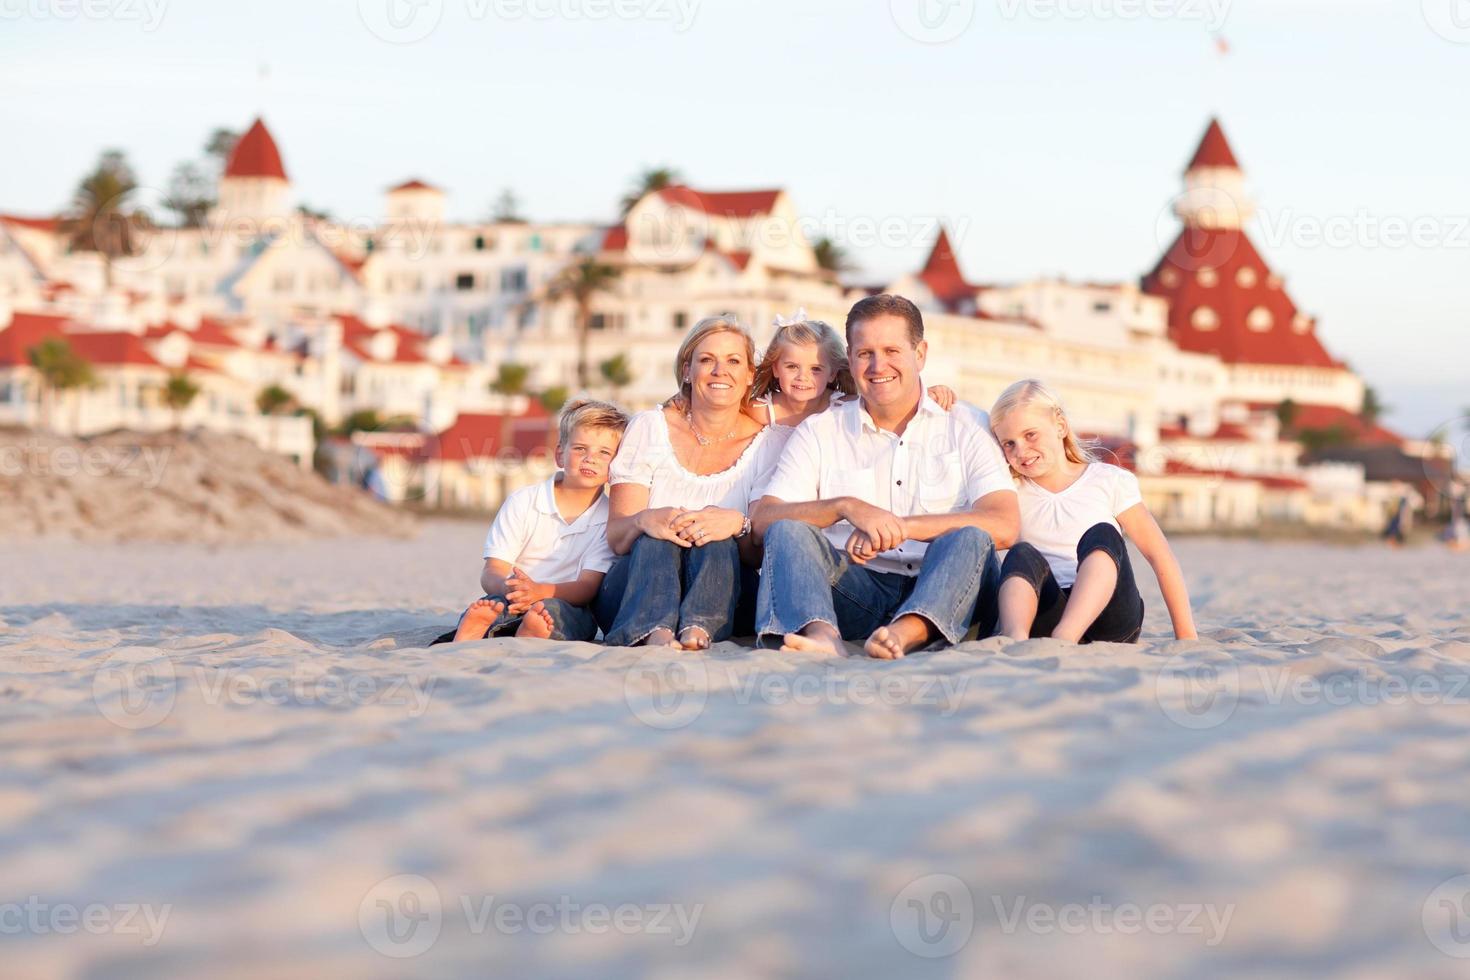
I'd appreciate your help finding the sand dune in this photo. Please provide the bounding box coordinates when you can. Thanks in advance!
[3,523,1469,978]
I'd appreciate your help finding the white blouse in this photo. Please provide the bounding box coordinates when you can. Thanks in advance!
[610,408,778,514]
[1016,462,1143,588]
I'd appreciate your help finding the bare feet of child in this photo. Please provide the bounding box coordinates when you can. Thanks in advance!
[865,615,931,659]
[453,598,504,643]
[644,627,682,648]
[780,623,847,657]
[515,602,556,639]
[677,626,711,651]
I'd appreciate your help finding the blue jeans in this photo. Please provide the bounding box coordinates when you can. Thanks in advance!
[755,520,999,648]
[596,535,743,646]
[452,594,599,642]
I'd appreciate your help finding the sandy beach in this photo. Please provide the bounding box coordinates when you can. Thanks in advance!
[3,521,1470,978]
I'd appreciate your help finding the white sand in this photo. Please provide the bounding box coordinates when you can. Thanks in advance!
[3,523,1470,978]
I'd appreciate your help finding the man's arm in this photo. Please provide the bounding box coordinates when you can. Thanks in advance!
[751,495,849,539]
[900,489,1019,549]
[753,495,909,553]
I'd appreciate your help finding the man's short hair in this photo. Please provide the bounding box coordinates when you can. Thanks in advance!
[558,399,629,448]
[845,294,924,347]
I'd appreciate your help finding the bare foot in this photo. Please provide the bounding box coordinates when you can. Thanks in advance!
[780,623,847,657]
[865,615,932,659]
[643,627,681,648]
[452,598,505,643]
[515,602,555,639]
[677,626,711,651]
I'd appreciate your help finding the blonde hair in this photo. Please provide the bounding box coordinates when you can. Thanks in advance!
[990,379,1094,470]
[752,319,855,401]
[672,314,757,406]
[558,398,629,448]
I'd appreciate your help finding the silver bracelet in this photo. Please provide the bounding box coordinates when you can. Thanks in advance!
[736,515,752,539]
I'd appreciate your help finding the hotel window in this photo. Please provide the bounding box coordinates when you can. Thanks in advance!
[1191,306,1219,331]
[589,313,608,331]
[673,311,687,331]
[455,273,475,291]
[500,267,527,292]
[1092,301,1112,314]
[1247,307,1274,332]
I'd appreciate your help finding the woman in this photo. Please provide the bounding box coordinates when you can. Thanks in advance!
[597,316,774,649]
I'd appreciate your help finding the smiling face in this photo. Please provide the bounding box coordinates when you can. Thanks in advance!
[848,313,926,413]
[771,340,833,406]
[686,330,754,409]
[557,424,621,489]
[992,402,1069,480]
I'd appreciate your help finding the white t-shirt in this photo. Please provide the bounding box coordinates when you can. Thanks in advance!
[610,408,776,513]
[482,476,617,583]
[760,394,1016,577]
[1016,462,1143,588]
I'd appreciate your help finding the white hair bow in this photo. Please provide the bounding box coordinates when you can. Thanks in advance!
[773,308,809,328]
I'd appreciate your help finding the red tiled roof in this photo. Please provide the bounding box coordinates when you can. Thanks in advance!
[1160,459,1307,492]
[602,225,629,252]
[224,118,288,181]
[1159,421,1254,442]
[1285,403,1403,447]
[657,185,782,218]
[389,179,439,193]
[713,248,752,271]
[1186,117,1240,173]
[1142,227,1341,368]
[917,226,979,310]
[0,213,63,233]
[144,318,242,348]
[432,409,552,461]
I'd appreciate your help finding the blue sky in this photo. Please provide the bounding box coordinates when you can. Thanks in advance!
[2,0,1465,435]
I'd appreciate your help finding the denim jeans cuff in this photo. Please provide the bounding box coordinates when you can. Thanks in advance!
[756,617,840,648]
[892,603,968,646]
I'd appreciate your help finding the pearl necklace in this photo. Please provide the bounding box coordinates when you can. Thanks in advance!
[684,410,741,447]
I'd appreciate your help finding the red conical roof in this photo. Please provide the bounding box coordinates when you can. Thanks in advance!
[917,226,977,310]
[224,118,288,181]
[1185,118,1240,173]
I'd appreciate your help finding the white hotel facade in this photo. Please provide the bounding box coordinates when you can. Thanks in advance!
[0,116,1431,526]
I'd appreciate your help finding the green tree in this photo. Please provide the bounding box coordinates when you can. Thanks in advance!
[545,258,621,390]
[812,236,854,275]
[1360,386,1387,425]
[26,338,95,431]
[537,385,570,451]
[338,409,382,435]
[492,188,526,223]
[620,166,682,216]
[1275,397,1299,431]
[162,161,214,229]
[162,372,201,430]
[599,353,634,395]
[66,149,140,288]
[256,383,295,415]
[204,128,240,172]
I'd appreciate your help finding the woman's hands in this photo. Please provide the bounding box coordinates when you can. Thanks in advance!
[636,506,693,547]
[671,506,746,546]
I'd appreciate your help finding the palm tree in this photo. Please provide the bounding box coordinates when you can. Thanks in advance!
[544,259,621,391]
[256,383,295,415]
[620,166,683,216]
[492,188,526,223]
[26,338,95,432]
[1360,386,1387,426]
[812,236,854,275]
[66,150,139,289]
[538,385,570,452]
[489,362,532,502]
[162,373,201,430]
[599,353,634,398]
[1275,397,1298,432]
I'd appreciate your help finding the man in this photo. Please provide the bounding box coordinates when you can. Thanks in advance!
[752,294,1019,658]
